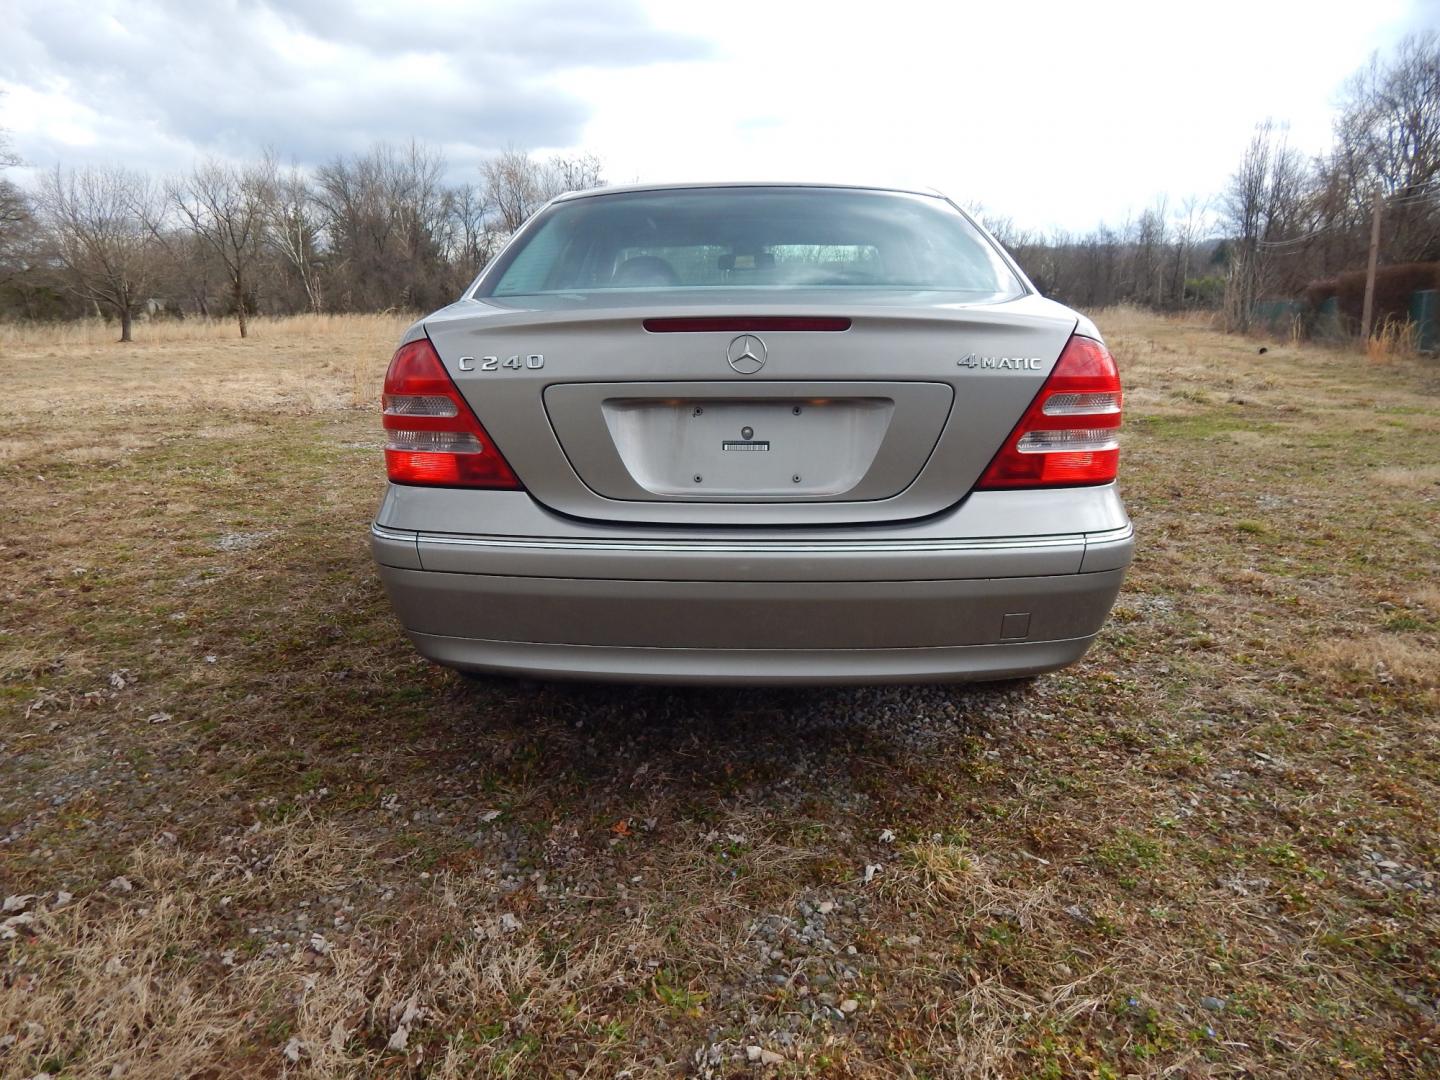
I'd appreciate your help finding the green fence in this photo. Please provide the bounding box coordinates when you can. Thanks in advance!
[1313,296,1348,342]
[1256,288,1438,352]
[1252,299,1305,336]
[1412,290,1438,352]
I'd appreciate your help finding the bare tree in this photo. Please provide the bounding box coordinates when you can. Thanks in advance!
[1333,31,1440,261]
[441,181,498,285]
[1168,196,1208,307]
[34,165,164,342]
[1339,33,1440,196]
[479,148,606,236]
[313,140,451,311]
[546,152,605,196]
[260,154,326,314]
[1221,123,1306,330]
[0,94,33,291]
[0,179,33,290]
[168,231,222,318]
[1223,131,1270,331]
[1135,197,1169,307]
[480,147,547,234]
[170,159,269,336]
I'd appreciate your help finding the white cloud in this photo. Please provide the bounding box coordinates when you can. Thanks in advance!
[0,0,704,174]
[590,0,1428,230]
[0,0,1431,230]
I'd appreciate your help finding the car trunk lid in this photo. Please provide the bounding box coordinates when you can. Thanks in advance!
[421,289,1077,526]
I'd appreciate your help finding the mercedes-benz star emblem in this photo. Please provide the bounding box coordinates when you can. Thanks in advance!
[726,334,767,374]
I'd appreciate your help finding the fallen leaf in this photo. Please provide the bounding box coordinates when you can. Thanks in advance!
[0,911,34,939]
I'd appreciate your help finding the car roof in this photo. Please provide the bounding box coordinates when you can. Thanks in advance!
[550,181,949,202]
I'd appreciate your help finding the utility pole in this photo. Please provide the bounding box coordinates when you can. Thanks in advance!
[1360,189,1382,341]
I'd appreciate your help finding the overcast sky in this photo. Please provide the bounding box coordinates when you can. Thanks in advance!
[2,0,1435,232]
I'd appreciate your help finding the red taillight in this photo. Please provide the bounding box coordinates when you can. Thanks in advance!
[975,334,1122,489]
[381,338,521,489]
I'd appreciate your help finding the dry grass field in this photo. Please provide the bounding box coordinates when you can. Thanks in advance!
[1,308,1438,1078]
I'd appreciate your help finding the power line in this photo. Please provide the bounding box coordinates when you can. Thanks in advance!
[1256,224,1343,248]
[1376,178,1440,207]
[1255,185,1438,250]
[1386,189,1440,208]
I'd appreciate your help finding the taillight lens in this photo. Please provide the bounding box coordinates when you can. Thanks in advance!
[381,338,521,489]
[975,334,1122,489]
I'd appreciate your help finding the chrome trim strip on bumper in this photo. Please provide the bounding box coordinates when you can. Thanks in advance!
[373,521,1133,556]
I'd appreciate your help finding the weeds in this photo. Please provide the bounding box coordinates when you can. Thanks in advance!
[1,310,1437,1077]
[1366,317,1421,363]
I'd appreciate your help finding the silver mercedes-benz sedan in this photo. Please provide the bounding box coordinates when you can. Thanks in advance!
[370,183,1133,684]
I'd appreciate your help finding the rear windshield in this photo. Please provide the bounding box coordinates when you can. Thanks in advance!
[479,187,1024,298]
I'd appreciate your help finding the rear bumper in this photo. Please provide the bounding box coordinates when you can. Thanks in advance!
[370,486,1133,685]
[402,631,1102,686]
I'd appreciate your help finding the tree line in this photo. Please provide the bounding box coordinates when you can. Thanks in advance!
[1217,31,1440,331]
[0,31,1434,340]
[979,195,1221,313]
[983,31,1440,330]
[0,139,602,340]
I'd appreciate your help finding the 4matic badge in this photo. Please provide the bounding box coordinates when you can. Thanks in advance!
[958,352,1043,371]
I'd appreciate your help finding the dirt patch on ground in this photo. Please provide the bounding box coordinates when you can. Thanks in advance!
[2,310,1437,1077]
